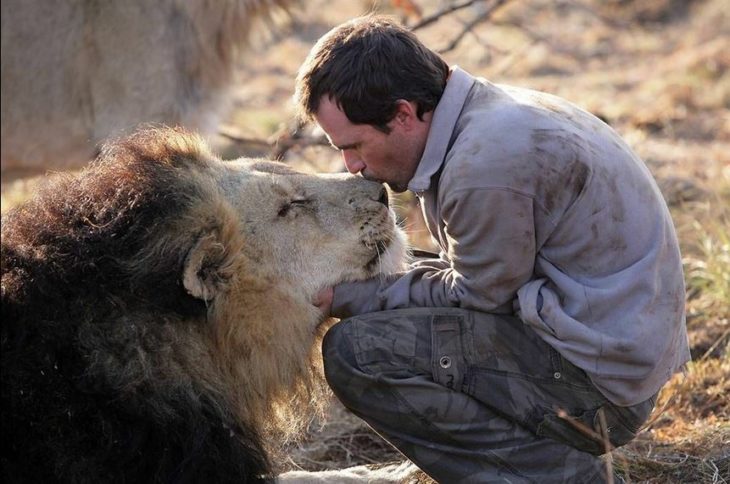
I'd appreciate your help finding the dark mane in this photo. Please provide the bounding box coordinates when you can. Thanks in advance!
[1,127,271,483]
[2,127,210,324]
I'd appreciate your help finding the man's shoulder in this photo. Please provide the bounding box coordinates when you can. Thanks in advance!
[459,81,589,131]
[450,80,613,166]
[439,82,609,198]
[446,86,547,169]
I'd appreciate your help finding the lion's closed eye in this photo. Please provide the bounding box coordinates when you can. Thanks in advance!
[277,199,312,218]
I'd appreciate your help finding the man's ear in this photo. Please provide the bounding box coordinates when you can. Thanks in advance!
[183,231,234,301]
[394,99,418,127]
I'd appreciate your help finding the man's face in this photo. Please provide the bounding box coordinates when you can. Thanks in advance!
[314,96,426,193]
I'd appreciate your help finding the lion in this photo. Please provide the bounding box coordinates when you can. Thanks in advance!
[1,0,294,175]
[0,126,408,482]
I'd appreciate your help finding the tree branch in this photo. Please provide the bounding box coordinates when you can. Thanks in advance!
[219,124,330,161]
[436,0,513,54]
[409,0,490,31]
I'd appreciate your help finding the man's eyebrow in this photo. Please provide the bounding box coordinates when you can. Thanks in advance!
[331,141,359,151]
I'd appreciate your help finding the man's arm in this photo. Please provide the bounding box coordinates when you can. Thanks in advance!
[331,187,537,318]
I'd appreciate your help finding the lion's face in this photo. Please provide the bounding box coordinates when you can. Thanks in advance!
[231,161,406,287]
[181,158,407,309]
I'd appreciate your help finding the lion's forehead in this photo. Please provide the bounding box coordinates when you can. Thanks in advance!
[220,162,382,205]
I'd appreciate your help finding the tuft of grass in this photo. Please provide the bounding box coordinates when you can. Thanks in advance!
[670,168,730,360]
[614,355,730,483]
[614,447,729,484]
[684,221,730,314]
[681,181,730,315]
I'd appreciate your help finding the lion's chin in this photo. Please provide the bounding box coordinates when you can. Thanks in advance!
[365,228,409,276]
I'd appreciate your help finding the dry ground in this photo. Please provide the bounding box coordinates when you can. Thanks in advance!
[1,0,727,482]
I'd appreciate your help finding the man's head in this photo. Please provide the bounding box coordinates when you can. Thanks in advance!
[294,15,449,192]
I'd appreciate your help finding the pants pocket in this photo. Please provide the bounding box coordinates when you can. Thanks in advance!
[535,394,656,456]
[599,393,656,449]
[536,408,606,455]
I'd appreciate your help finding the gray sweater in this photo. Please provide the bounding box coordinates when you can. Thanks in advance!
[332,67,690,406]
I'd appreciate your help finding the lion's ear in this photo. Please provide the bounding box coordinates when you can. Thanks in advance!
[183,232,232,301]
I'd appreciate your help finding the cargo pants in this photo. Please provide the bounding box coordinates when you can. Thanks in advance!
[322,308,656,483]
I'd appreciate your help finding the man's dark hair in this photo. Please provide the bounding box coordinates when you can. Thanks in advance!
[294,15,449,132]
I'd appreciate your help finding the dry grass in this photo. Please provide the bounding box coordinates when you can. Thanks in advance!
[2,0,728,481]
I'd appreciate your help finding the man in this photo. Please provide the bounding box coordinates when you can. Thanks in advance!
[295,15,689,483]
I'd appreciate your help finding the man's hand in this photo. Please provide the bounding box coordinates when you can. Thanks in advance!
[313,286,334,316]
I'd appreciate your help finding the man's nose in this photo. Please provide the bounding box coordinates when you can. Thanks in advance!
[342,150,365,174]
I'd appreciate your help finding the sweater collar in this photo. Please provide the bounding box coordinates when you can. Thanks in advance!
[408,66,475,193]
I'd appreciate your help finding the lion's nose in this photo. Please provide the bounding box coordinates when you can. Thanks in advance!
[376,186,389,207]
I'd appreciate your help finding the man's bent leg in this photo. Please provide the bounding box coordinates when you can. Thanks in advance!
[322,308,619,483]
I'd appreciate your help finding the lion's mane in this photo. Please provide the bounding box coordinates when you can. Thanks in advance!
[1,128,331,483]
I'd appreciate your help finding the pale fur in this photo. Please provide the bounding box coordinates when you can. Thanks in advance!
[0,0,293,173]
[278,461,421,483]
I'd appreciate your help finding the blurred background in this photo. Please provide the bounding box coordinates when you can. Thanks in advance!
[2,0,728,481]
